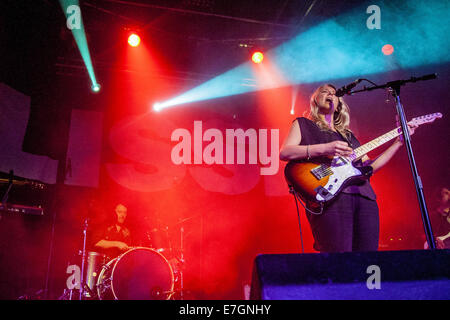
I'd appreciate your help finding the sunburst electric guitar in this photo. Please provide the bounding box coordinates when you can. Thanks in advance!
[284,113,442,209]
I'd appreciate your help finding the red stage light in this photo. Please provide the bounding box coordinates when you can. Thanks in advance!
[382,44,394,55]
[252,51,264,64]
[128,34,141,47]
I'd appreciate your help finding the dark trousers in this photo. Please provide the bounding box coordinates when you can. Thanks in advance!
[306,193,379,252]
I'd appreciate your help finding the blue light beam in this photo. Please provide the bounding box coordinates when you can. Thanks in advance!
[154,0,450,111]
[59,0,100,91]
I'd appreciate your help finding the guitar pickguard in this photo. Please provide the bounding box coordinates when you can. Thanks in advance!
[314,157,362,202]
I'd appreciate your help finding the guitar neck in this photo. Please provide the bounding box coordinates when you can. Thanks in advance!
[352,127,401,160]
[345,112,442,161]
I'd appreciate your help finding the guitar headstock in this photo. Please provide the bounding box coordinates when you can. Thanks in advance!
[410,113,443,126]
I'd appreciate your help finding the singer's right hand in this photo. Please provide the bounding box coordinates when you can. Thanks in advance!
[321,141,353,157]
[424,238,446,249]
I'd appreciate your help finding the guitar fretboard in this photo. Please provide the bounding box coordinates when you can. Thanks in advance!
[350,127,401,160]
[348,112,442,161]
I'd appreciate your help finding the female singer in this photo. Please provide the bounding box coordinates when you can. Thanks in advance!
[280,84,417,252]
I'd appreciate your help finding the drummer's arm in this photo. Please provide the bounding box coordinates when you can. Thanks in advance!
[95,239,129,251]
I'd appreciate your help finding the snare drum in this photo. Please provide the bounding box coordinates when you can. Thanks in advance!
[96,247,174,300]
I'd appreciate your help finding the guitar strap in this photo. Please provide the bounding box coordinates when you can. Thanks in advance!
[335,129,354,148]
[335,129,372,169]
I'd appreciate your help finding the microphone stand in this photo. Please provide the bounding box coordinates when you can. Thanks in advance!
[350,73,437,249]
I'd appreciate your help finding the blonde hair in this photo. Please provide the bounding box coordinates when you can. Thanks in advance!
[307,84,352,138]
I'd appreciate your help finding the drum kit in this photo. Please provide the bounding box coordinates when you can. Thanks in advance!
[59,216,191,300]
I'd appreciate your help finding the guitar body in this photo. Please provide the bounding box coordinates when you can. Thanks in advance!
[285,156,372,206]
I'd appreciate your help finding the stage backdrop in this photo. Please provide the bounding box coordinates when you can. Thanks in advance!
[0,61,449,299]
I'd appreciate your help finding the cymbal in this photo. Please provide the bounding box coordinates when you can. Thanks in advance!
[170,215,199,227]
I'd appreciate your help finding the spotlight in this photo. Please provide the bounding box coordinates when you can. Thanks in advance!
[251,51,264,64]
[91,83,101,92]
[382,44,394,55]
[128,33,141,47]
[153,102,162,112]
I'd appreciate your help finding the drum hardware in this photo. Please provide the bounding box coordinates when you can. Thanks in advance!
[81,283,96,299]
[58,288,75,300]
[144,224,173,256]
[102,262,112,270]
[78,217,89,300]
[178,224,185,300]
[59,250,105,300]
[151,287,175,299]
[166,218,190,300]
[84,251,106,298]
[96,278,111,296]
[60,216,100,300]
[167,215,200,300]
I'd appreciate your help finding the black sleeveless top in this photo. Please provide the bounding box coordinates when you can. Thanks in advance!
[296,117,377,201]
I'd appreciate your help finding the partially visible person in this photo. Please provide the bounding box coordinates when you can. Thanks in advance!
[425,187,450,249]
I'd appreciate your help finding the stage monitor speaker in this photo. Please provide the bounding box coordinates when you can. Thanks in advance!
[250,249,450,300]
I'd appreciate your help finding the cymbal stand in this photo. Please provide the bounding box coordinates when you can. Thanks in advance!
[179,225,185,300]
[79,217,89,300]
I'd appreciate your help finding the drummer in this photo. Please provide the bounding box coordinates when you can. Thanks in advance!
[92,203,133,260]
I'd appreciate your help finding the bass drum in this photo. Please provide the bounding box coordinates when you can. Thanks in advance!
[96,247,174,300]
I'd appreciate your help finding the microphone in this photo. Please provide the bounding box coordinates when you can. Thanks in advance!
[335,79,362,97]
[412,73,437,82]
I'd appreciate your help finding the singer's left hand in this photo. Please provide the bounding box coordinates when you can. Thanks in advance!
[406,121,419,137]
[396,122,419,145]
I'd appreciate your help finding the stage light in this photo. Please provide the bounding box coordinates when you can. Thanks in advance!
[382,44,394,55]
[153,0,450,110]
[128,34,141,47]
[153,102,162,112]
[252,51,264,64]
[59,0,99,93]
[91,83,101,92]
